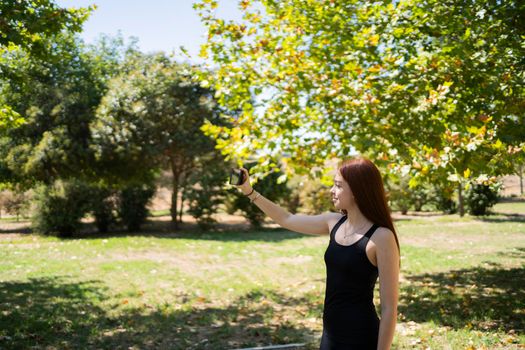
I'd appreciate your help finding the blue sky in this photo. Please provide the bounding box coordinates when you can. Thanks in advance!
[55,0,243,63]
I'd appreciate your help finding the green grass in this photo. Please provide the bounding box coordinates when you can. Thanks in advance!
[494,199,525,215]
[149,209,171,217]
[0,216,30,223]
[1,201,524,349]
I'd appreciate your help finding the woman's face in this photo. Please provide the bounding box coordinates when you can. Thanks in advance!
[330,170,355,211]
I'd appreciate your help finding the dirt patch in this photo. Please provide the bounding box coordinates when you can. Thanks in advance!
[272,255,313,265]
[501,175,523,197]
[0,221,32,234]
[0,233,28,241]
[93,250,240,273]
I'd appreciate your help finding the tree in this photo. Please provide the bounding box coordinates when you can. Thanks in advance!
[0,33,139,188]
[0,34,101,187]
[91,53,229,228]
[0,0,93,128]
[195,0,524,216]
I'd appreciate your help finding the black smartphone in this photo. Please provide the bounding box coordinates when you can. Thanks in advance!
[229,168,245,186]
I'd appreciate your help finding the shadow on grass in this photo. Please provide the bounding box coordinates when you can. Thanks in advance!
[497,247,525,259]
[0,277,109,349]
[476,212,525,223]
[497,197,525,203]
[0,217,312,243]
[399,262,525,333]
[0,277,320,350]
[70,220,311,243]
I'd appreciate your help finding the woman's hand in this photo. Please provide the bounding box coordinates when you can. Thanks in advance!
[237,168,253,195]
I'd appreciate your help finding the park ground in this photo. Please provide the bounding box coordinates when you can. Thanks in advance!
[0,199,524,349]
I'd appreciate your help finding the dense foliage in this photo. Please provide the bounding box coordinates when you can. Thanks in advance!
[0,0,93,128]
[196,0,524,215]
[92,53,229,226]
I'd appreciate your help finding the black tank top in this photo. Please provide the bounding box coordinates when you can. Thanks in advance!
[322,215,380,348]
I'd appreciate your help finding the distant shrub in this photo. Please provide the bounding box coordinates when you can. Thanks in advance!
[410,186,430,212]
[466,183,500,216]
[429,185,457,214]
[32,180,91,237]
[385,176,411,215]
[293,177,333,215]
[186,162,228,230]
[2,190,31,221]
[117,183,156,232]
[88,185,117,233]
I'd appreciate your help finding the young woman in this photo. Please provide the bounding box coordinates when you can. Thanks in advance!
[235,158,400,350]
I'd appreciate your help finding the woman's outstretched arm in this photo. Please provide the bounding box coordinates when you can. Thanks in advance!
[236,168,340,235]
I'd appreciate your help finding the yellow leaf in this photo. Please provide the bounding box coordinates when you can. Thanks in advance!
[368,64,382,73]
[199,44,209,59]
[493,139,503,150]
[464,168,471,178]
[369,34,380,46]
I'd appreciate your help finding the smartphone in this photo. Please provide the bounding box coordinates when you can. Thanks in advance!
[229,168,246,186]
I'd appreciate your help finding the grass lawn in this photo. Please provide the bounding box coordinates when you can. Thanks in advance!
[1,201,524,349]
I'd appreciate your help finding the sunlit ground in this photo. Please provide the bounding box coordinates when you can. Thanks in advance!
[1,201,524,349]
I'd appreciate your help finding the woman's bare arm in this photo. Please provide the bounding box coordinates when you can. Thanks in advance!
[236,168,340,235]
[250,192,340,234]
[374,227,400,350]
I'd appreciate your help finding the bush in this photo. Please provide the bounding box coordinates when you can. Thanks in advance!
[32,179,91,237]
[1,190,31,221]
[186,160,228,230]
[289,175,333,215]
[88,185,117,233]
[466,182,500,216]
[410,186,430,212]
[117,183,156,232]
[430,184,457,214]
[385,175,411,215]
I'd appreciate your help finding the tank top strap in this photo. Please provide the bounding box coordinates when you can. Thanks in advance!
[330,215,347,240]
[364,224,380,239]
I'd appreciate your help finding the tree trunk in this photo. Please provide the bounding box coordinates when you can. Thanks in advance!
[168,153,195,229]
[170,158,180,229]
[458,182,464,217]
[170,183,179,229]
[179,188,184,223]
[177,174,188,224]
[518,164,523,196]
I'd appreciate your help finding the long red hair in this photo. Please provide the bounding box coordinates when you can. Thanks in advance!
[339,158,400,255]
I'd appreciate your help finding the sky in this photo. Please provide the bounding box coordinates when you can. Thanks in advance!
[55,0,243,63]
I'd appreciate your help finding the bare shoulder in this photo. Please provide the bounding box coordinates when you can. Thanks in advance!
[323,210,344,222]
[370,227,397,248]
